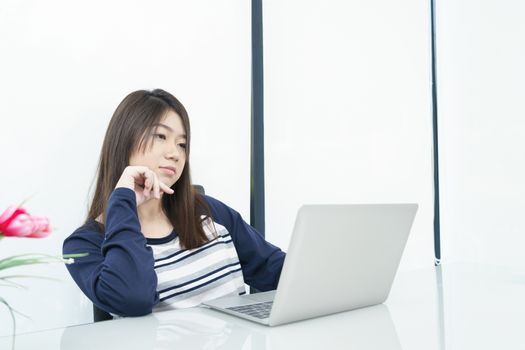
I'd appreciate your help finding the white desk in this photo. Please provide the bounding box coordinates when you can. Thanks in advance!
[1,263,524,350]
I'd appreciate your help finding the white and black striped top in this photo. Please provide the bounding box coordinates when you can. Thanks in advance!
[151,218,246,310]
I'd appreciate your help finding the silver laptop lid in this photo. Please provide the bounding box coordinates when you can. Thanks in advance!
[269,203,417,326]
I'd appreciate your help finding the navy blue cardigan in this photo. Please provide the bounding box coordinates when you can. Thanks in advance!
[63,188,285,316]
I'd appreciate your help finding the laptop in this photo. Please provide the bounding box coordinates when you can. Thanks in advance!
[203,203,418,326]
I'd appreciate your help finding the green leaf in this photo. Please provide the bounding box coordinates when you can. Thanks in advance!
[0,253,89,271]
[0,296,17,338]
[17,193,37,208]
[0,274,61,283]
[0,296,29,319]
[0,277,28,289]
[0,283,25,289]
[63,253,89,259]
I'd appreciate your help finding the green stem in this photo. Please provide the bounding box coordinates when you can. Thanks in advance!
[0,278,27,289]
[0,296,16,335]
[0,253,89,271]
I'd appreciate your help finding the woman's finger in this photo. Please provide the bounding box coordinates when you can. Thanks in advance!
[160,182,174,194]
[153,173,161,199]
[143,172,152,197]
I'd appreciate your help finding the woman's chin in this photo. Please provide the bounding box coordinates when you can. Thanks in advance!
[163,179,178,190]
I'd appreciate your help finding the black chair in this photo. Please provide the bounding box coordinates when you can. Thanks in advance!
[93,304,113,322]
[93,185,206,322]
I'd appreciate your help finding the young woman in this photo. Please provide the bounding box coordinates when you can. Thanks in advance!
[63,89,285,317]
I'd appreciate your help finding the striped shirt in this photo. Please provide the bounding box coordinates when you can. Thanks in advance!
[63,188,285,317]
[151,218,246,310]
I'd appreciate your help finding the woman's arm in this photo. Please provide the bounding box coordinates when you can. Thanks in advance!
[204,196,286,291]
[63,188,159,316]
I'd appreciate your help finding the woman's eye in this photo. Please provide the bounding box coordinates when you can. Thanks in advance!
[154,134,166,140]
[179,144,187,149]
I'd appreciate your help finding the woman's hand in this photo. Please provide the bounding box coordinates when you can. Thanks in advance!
[115,166,174,206]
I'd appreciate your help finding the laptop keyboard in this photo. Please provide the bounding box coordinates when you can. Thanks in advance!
[226,301,273,319]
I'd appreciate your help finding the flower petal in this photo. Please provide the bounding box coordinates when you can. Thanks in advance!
[26,215,52,238]
[4,214,34,237]
[0,206,18,224]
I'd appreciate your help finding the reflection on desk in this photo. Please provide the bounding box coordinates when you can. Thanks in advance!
[58,304,399,350]
[2,263,525,350]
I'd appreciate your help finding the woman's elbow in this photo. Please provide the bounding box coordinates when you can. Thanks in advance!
[96,282,158,317]
[118,296,156,316]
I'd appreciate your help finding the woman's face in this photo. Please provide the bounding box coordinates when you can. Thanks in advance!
[129,110,187,188]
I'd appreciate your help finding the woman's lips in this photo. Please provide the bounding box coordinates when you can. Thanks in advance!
[159,167,176,175]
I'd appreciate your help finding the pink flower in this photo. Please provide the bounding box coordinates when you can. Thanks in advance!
[0,206,52,239]
[27,215,52,238]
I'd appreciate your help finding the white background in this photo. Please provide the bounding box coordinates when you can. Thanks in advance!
[0,0,251,335]
[2,0,518,338]
[263,0,433,271]
[436,0,525,268]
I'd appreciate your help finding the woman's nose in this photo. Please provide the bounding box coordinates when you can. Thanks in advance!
[165,145,181,161]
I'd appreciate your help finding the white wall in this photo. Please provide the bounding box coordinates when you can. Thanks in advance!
[436,0,525,268]
[1,0,443,336]
[0,0,251,335]
[263,0,434,271]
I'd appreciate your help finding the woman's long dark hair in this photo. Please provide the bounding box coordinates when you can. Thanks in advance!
[87,89,213,249]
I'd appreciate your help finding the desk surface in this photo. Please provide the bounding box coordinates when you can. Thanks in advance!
[1,263,525,350]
